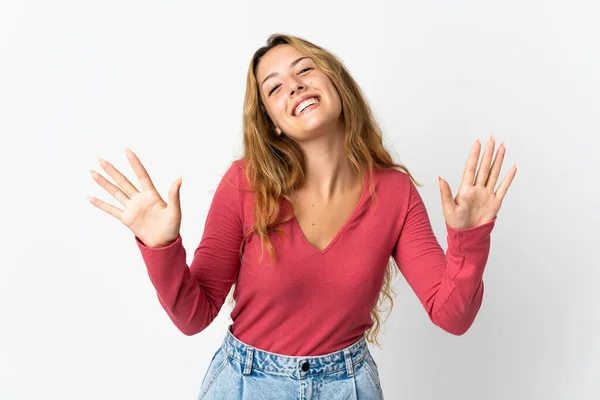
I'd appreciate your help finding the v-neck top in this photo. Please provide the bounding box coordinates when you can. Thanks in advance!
[135,158,497,356]
[290,170,368,255]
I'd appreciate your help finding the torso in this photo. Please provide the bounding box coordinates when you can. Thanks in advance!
[232,160,412,355]
[290,169,366,252]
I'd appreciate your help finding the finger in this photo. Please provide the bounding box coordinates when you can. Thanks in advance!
[97,156,141,198]
[438,175,456,214]
[169,176,182,212]
[90,169,130,205]
[125,148,159,193]
[486,142,506,191]
[87,195,124,220]
[460,139,481,188]
[494,164,517,201]
[475,136,496,187]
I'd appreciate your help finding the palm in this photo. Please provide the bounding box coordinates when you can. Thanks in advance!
[122,191,178,236]
[439,136,517,230]
[88,148,182,248]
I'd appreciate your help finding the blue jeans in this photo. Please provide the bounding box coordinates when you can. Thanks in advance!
[197,324,384,399]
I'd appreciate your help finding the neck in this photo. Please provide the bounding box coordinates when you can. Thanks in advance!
[296,129,363,201]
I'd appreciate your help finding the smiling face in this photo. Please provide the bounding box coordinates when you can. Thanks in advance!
[255,44,343,141]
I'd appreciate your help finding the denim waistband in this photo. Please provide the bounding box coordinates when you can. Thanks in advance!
[220,324,369,380]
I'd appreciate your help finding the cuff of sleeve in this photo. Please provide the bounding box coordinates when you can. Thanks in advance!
[135,234,183,254]
[446,216,497,253]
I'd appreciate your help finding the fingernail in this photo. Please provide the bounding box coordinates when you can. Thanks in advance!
[490,134,495,141]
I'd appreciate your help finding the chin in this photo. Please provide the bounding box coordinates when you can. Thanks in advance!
[289,120,341,142]
[301,107,341,128]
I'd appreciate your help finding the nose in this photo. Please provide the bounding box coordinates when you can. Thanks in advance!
[289,81,305,96]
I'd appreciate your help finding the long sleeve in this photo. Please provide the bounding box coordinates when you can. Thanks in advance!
[134,161,244,336]
[392,178,496,335]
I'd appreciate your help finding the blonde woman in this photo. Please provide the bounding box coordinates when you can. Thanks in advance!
[88,33,516,399]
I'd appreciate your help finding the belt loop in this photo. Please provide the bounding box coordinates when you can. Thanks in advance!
[243,346,254,375]
[343,348,354,377]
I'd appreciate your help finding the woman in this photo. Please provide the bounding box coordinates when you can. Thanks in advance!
[88,33,516,399]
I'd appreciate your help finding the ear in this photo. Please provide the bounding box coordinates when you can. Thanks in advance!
[274,126,282,136]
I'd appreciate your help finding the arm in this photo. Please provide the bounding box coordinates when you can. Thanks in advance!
[134,161,244,336]
[392,178,496,335]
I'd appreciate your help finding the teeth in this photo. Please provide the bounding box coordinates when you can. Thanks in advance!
[294,97,319,116]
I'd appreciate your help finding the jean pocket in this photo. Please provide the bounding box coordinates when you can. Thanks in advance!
[198,347,230,400]
[362,354,383,397]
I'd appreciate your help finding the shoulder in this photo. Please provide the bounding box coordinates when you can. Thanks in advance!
[213,158,248,196]
[215,158,255,211]
[370,166,421,212]
[232,157,248,170]
[224,157,247,176]
[220,158,248,183]
[373,166,414,191]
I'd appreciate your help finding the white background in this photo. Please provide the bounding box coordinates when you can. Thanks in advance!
[1,1,598,399]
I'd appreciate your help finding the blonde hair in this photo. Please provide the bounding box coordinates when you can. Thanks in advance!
[227,33,423,349]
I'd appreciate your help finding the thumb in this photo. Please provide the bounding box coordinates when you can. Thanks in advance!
[437,175,455,212]
[169,176,182,211]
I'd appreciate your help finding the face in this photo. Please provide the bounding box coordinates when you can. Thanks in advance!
[256,44,343,141]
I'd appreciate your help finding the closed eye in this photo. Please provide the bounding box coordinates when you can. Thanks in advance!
[267,67,314,96]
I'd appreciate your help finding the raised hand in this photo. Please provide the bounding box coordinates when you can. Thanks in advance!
[88,148,183,248]
[437,135,517,230]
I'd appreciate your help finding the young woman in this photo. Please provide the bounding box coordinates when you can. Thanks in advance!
[88,33,516,399]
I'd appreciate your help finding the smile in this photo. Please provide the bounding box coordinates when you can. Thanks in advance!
[294,98,321,117]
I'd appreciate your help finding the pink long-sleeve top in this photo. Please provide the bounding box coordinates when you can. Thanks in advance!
[135,159,496,356]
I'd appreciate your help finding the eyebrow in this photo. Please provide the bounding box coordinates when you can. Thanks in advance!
[261,56,311,89]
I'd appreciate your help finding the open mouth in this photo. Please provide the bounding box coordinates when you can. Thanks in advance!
[293,97,321,117]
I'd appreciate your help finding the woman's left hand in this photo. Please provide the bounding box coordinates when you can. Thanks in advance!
[438,135,517,230]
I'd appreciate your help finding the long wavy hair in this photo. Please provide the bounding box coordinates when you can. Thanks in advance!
[226,33,423,349]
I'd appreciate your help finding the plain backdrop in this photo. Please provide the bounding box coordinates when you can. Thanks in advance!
[1,1,598,399]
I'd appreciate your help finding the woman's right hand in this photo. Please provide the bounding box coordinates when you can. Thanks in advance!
[88,148,183,248]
